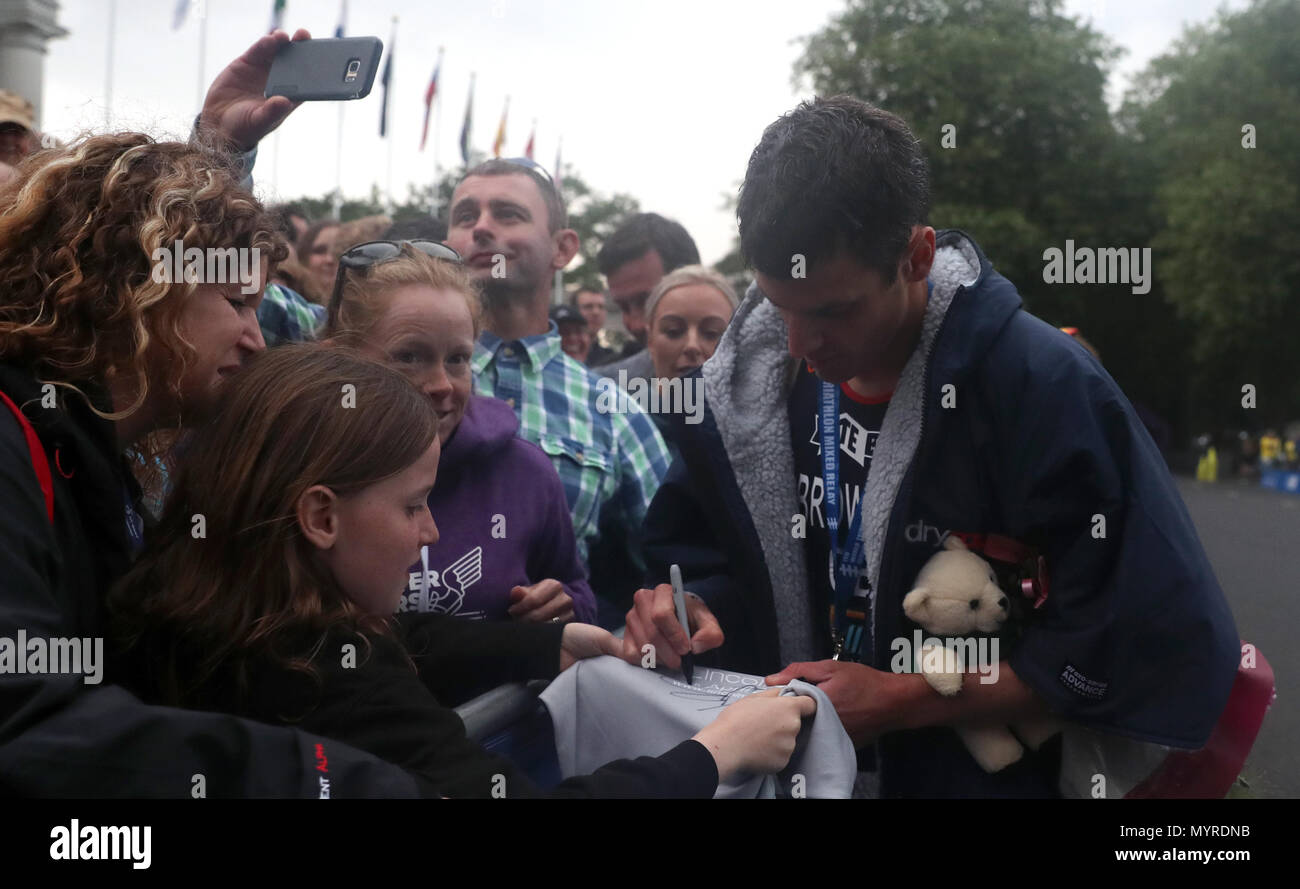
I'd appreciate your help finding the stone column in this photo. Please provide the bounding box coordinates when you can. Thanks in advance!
[0,0,68,128]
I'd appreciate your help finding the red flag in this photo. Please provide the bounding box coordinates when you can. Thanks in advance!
[419,50,442,152]
[524,122,535,161]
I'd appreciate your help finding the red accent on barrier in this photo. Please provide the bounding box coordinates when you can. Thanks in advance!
[1126,643,1275,799]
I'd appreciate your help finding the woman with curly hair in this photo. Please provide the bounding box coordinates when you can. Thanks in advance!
[0,128,421,797]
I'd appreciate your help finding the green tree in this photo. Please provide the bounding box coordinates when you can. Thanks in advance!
[1120,0,1300,433]
[714,182,751,295]
[793,0,1203,441]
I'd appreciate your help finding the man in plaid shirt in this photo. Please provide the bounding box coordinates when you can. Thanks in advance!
[447,159,671,613]
[257,281,324,347]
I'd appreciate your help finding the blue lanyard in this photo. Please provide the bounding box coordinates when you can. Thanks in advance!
[819,279,928,657]
[820,381,866,632]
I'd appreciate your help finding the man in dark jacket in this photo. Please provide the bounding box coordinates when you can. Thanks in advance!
[621,96,1239,798]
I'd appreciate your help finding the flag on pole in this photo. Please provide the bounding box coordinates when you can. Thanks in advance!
[459,74,475,165]
[173,0,189,29]
[270,0,286,32]
[554,139,563,192]
[334,0,347,38]
[524,121,536,161]
[492,96,509,158]
[379,25,395,137]
[420,48,442,152]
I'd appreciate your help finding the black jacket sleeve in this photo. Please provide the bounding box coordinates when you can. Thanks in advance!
[268,634,717,799]
[0,416,425,799]
[397,611,564,703]
[642,449,779,675]
[643,458,745,622]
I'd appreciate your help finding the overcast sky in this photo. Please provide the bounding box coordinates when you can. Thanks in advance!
[39,0,1249,267]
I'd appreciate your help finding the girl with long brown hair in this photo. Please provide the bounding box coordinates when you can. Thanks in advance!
[111,343,815,797]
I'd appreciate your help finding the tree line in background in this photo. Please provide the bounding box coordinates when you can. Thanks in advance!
[292,0,1299,451]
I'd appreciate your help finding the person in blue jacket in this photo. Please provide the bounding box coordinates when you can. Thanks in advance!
[620,95,1239,798]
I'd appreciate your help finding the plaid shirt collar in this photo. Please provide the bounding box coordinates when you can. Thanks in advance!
[473,320,563,374]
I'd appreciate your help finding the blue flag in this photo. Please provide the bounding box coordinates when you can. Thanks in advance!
[459,74,474,164]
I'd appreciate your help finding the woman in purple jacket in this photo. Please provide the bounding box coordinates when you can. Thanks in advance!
[324,241,596,624]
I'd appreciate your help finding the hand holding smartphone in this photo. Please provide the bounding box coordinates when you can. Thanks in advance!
[264,37,384,102]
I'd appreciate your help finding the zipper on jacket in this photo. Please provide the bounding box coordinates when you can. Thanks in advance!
[871,279,965,668]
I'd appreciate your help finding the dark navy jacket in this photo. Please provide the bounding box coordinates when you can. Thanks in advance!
[643,231,1239,798]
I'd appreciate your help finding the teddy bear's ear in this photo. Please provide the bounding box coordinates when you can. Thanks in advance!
[902,587,929,620]
[944,535,968,552]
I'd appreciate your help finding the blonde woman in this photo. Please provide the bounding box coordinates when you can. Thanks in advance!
[324,241,595,629]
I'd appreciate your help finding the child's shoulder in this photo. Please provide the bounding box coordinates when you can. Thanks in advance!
[243,623,416,722]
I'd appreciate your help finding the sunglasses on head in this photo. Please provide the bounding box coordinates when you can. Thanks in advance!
[328,239,463,329]
[501,156,555,187]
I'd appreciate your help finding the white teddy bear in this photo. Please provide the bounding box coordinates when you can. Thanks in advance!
[901,536,1060,773]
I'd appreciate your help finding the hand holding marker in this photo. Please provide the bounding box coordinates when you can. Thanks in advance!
[670,564,695,685]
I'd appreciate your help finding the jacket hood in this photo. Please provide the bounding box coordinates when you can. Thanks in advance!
[439,395,519,471]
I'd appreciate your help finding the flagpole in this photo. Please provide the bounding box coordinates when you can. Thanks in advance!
[104,0,116,127]
[271,130,280,196]
[553,136,563,305]
[333,105,343,218]
[386,16,397,214]
[431,46,443,217]
[196,1,207,112]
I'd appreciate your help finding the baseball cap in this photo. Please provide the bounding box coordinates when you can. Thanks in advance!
[0,91,35,132]
[550,304,587,327]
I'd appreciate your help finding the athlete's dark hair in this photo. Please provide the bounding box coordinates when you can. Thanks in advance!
[596,213,700,278]
[737,95,930,284]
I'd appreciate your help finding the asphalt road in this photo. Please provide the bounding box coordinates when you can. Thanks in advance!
[1174,476,1297,798]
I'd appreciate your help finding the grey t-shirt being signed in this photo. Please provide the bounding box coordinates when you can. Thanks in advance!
[540,656,857,798]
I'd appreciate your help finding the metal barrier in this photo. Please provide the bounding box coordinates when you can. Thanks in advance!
[455,679,550,742]
[1261,468,1300,495]
[453,625,625,743]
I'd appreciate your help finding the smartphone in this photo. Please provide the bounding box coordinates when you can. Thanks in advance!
[264,37,384,101]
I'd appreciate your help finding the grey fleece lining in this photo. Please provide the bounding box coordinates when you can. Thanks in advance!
[702,239,981,665]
